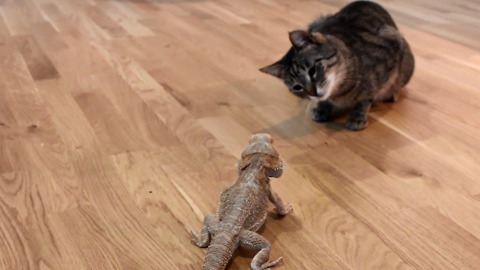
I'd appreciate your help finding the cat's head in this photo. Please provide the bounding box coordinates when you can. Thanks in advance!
[260,30,339,99]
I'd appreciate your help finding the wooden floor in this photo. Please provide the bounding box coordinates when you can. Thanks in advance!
[1,0,480,269]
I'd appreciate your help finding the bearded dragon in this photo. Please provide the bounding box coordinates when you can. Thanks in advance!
[190,133,293,270]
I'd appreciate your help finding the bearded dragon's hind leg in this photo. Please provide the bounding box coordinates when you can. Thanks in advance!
[239,230,283,270]
[190,214,219,248]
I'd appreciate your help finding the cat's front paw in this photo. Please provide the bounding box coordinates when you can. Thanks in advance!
[383,95,396,103]
[383,90,400,103]
[345,118,368,131]
[311,102,333,122]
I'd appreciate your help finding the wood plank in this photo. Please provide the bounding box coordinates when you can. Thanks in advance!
[0,194,34,270]
[71,153,187,269]
[300,164,480,270]
[47,206,124,270]
[15,35,59,80]
[0,0,480,269]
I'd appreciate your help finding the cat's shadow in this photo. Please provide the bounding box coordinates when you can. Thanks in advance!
[254,99,349,139]
[253,89,433,182]
[255,94,413,139]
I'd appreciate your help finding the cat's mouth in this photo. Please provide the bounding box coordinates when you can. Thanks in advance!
[304,84,327,101]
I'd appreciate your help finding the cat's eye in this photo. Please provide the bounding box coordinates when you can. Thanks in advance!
[292,84,303,92]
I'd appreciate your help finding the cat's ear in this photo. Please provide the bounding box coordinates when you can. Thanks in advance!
[259,62,285,78]
[289,30,315,49]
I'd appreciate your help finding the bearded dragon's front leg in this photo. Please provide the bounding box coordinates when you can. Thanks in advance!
[190,213,219,248]
[268,190,293,216]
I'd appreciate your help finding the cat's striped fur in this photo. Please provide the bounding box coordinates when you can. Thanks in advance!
[260,1,414,130]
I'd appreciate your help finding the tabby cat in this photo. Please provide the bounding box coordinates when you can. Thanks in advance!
[260,1,414,130]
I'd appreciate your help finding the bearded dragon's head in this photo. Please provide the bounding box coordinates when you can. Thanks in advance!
[236,133,284,178]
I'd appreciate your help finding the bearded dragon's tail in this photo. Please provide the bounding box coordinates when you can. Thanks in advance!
[203,231,238,270]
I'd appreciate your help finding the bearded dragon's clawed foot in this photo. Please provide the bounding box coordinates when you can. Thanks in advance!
[269,191,293,216]
[190,231,208,248]
[257,256,283,270]
[190,214,218,248]
[274,203,293,216]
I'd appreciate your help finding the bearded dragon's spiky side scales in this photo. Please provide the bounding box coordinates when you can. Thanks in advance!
[191,133,293,270]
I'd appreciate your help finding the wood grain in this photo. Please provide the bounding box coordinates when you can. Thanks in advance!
[1,0,480,269]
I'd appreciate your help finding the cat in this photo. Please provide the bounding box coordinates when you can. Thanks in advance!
[260,1,414,131]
